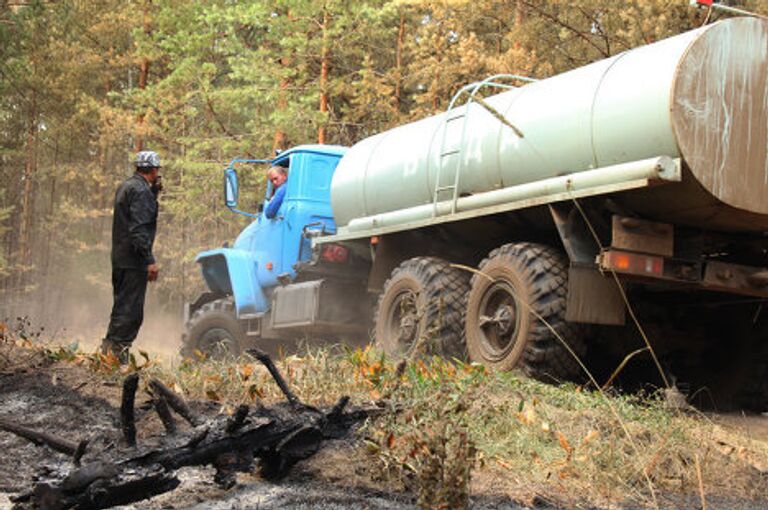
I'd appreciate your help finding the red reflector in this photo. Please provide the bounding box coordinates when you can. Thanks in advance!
[695,0,713,5]
[321,244,349,264]
[601,250,663,277]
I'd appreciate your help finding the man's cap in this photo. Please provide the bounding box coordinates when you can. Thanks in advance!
[136,150,161,168]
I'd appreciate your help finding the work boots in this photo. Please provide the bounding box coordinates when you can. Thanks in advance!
[100,338,130,364]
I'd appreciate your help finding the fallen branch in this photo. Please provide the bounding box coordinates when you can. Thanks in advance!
[12,351,368,510]
[73,439,89,467]
[120,373,139,447]
[247,348,302,408]
[152,394,176,434]
[0,417,80,456]
[148,378,199,426]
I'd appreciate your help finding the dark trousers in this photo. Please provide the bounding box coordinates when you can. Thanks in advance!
[106,268,148,347]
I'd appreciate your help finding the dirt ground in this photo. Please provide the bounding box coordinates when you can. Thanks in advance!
[0,350,536,510]
[2,347,768,510]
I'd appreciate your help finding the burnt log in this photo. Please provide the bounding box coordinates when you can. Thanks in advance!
[73,440,89,467]
[120,374,138,447]
[225,404,249,433]
[12,401,361,510]
[247,348,303,409]
[0,417,80,456]
[152,395,177,434]
[147,378,199,427]
[12,352,371,510]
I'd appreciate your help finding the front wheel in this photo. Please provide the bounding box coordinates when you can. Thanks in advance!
[181,298,244,360]
[464,242,585,382]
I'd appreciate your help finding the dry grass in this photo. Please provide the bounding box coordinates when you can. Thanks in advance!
[11,330,768,509]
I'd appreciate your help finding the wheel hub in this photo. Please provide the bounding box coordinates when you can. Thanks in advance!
[480,304,516,336]
[391,290,419,345]
[200,327,236,357]
[398,313,417,343]
[476,282,521,359]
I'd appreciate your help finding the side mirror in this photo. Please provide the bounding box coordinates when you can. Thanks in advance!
[224,167,239,209]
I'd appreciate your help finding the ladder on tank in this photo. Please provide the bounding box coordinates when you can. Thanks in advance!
[432,74,538,217]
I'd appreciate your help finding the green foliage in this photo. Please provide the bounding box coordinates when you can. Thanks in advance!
[0,0,751,316]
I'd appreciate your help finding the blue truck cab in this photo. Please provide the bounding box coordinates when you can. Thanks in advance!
[182,145,369,357]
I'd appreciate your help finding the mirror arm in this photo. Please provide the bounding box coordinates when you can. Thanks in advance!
[227,205,259,219]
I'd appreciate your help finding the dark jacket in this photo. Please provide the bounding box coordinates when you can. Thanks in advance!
[111,173,158,269]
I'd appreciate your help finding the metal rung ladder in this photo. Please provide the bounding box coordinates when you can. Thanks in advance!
[432,74,538,217]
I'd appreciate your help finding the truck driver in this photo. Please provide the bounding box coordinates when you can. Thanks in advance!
[265,166,287,219]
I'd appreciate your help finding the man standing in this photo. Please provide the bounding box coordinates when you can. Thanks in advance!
[101,150,162,362]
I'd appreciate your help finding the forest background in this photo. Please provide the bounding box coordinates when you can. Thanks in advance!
[2,0,766,346]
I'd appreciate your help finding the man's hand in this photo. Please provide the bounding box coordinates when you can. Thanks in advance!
[147,263,159,282]
[151,175,163,195]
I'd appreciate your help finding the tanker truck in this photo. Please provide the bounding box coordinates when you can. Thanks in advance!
[182,17,768,395]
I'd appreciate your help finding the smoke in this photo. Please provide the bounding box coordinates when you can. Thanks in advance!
[2,273,184,364]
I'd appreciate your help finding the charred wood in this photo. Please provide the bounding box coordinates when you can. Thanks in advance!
[247,348,302,408]
[0,417,80,456]
[148,378,199,426]
[152,394,176,434]
[120,373,138,447]
[12,352,368,510]
[225,404,249,433]
[72,440,89,467]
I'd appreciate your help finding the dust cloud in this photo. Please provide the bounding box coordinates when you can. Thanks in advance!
[2,274,185,364]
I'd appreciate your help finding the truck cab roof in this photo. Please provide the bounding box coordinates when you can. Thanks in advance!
[272,144,347,165]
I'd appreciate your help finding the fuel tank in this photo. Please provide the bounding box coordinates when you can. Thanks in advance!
[331,18,768,232]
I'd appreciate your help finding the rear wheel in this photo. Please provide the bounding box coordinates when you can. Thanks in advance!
[464,242,585,382]
[374,257,470,359]
[181,298,244,360]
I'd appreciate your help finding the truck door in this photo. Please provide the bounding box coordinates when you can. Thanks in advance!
[256,172,288,287]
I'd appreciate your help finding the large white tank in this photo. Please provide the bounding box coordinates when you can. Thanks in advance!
[331,17,768,232]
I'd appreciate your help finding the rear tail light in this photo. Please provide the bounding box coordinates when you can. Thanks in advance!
[600,250,663,277]
[320,243,350,264]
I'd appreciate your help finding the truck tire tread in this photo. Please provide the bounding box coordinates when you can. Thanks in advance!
[375,256,470,360]
[468,242,585,382]
[180,297,244,359]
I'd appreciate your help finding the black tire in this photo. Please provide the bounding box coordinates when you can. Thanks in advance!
[464,242,585,382]
[374,257,470,359]
[181,298,244,360]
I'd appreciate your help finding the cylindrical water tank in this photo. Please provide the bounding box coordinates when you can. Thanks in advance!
[331,18,768,232]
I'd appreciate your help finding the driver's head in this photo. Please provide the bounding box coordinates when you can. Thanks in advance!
[267,166,287,188]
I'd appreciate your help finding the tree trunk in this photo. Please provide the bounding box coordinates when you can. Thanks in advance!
[432,70,440,111]
[273,9,293,152]
[134,1,152,152]
[100,60,112,209]
[514,0,524,50]
[394,12,406,113]
[40,137,59,314]
[273,59,290,151]
[15,90,38,310]
[317,9,330,145]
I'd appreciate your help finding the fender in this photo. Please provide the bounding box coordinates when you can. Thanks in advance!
[196,248,269,316]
